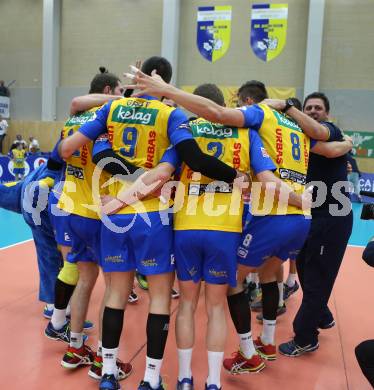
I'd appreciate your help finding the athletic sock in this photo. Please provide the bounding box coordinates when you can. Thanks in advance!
[278,282,284,307]
[102,347,119,377]
[178,348,193,381]
[51,308,67,330]
[144,313,170,388]
[261,319,276,345]
[46,303,54,311]
[238,332,257,359]
[206,351,223,388]
[70,332,83,349]
[144,357,163,388]
[286,273,297,288]
[101,307,124,377]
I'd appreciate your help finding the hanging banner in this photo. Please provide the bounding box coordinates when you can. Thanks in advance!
[197,6,232,63]
[181,85,296,108]
[251,3,288,62]
[345,130,374,159]
[0,153,49,182]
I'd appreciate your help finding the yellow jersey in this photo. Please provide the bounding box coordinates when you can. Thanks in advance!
[174,118,251,233]
[241,103,311,216]
[95,96,188,215]
[57,106,108,219]
[12,149,26,168]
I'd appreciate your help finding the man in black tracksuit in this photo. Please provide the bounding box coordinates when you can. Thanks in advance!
[279,92,353,356]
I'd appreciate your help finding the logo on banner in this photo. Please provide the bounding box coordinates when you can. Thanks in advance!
[33,157,47,169]
[197,6,232,63]
[250,4,288,62]
[8,160,30,177]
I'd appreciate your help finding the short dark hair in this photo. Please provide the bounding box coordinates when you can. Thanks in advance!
[89,67,120,94]
[238,80,268,103]
[141,56,172,83]
[303,92,330,113]
[289,97,302,111]
[193,83,225,106]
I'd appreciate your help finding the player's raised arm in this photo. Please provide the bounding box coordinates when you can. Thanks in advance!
[124,67,245,128]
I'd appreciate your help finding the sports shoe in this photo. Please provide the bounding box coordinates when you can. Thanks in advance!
[138,379,165,389]
[254,337,276,361]
[205,385,221,390]
[223,350,265,374]
[283,281,299,300]
[278,339,319,357]
[128,290,139,303]
[256,303,287,323]
[319,319,335,329]
[61,344,94,369]
[43,305,54,319]
[88,354,133,381]
[136,273,149,290]
[176,377,194,389]
[171,288,180,299]
[250,300,262,312]
[99,373,121,390]
[45,321,70,343]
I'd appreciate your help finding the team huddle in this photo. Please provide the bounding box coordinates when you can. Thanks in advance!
[4,56,354,390]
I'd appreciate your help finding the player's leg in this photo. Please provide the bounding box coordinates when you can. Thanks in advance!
[205,282,229,389]
[88,272,133,381]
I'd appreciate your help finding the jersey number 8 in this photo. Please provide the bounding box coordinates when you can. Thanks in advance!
[290,133,301,161]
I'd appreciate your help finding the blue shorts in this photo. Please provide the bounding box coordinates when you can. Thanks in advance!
[13,168,25,175]
[48,191,72,247]
[101,211,174,274]
[237,215,311,268]
[175,230,240,287]
[242,203,253,230]
[66,215,101,263]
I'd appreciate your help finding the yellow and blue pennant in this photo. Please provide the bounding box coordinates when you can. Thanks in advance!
[251,3,288,62]
[197,6,232,63]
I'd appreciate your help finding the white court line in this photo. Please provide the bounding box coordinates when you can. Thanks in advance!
[0,240,366,251]
[0,238,33,250]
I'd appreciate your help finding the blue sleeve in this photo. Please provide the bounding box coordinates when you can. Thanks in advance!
[322,121,343,142]
[239,105,265,131]
[167,108,193,146]
[249,130,276,174]
[92,133,112,157]
[310,138,317,149]
[50,139,64,164]
[78,103,111,140]
[160,146,181,169]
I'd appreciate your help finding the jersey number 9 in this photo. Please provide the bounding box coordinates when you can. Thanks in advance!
[120,127,138,158]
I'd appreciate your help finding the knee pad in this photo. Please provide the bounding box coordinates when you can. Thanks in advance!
[57,261,79,286]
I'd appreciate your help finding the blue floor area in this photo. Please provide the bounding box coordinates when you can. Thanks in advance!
[0,209,32,248]
[0,203,372,249]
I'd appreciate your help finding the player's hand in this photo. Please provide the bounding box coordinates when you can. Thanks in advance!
[234,171,252,195]
[100,194,125,215]
[343,134,353,146]
[262,99,286,111]
[123,66,170,98]
[301,185,313,210]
